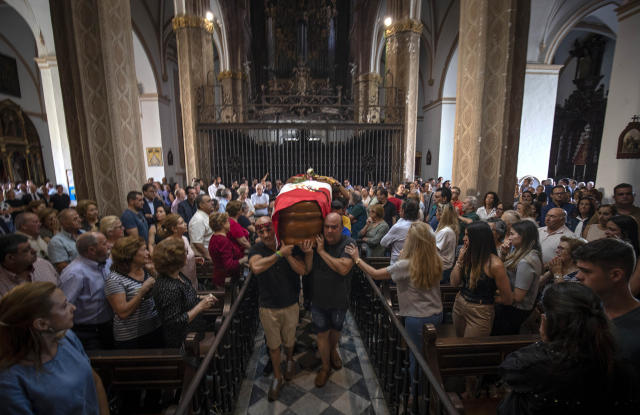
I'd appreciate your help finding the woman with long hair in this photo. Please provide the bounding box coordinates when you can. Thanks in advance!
[493,220,543,335]
[435,203,459,283]
[451,221,513,337]
[346,222,443,383]
[584,204,617,241]
[499,283,639,413]
[476,191,500,220]
[572,197,596,238]
[0,282,108,414]
[157,213,201,288]
[147,205,167,257]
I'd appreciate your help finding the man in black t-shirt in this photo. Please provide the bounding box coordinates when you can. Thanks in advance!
[376,188,397,227]
[50,185,71,211]
[310,212,355,387]
[248,217,312,401]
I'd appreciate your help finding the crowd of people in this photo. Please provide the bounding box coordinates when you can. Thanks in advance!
[0,174,639,412]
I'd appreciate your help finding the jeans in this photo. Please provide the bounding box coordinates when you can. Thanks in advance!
[405,313,443,394]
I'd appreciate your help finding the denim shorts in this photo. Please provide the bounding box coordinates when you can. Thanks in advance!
[311,306,346,332]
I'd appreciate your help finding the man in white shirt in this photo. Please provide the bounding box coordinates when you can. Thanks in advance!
[381,200,421,264]
[538,207,574,263]
[251,183,270,218]
[189,194,214,261]
[208,176,222,199]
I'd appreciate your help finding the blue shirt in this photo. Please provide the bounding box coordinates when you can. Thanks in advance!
[60,256,113,325]
[48,230,80,265]
[0,330,99,415]
[121,208,149,242]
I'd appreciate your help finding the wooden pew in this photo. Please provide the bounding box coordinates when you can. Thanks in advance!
[422,323,539,414]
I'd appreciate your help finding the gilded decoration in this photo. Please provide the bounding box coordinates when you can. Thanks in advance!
[384,19,423,38]
[217,71,246,81]
[172,15,214,34]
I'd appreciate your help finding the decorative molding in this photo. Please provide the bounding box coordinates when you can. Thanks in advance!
[34,55,58,69]
[217,71,246,81]
[356,72,382,83]
[422,97,455,112]
[617,0,640,21]
[139,93,170,104]
[172,15,213,34]
[385,19,423,37]
[525,63,564,75]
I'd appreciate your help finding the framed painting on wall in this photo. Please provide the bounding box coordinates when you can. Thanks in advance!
[147,147,163,166]
[616,117,640,159]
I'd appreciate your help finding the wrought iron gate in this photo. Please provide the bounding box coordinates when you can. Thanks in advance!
[198,122,403,185]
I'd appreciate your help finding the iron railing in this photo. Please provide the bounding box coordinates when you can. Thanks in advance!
[198,122,404,187]
[174,274,259,415]
[350,268,459,415]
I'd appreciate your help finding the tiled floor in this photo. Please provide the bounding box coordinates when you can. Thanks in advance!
[234,311,389,415]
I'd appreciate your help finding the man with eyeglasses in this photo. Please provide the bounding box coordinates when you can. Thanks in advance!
[540,185,575,225]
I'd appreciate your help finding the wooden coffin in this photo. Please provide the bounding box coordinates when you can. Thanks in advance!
[277,201,323,245]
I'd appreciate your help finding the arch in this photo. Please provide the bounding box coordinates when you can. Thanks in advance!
[131,23,163,96]
[373,32,385,75]
[438,35,458,99]
[543,0,618,64]
[370,0,386,74]
[0,33,45,116]
[209,0,229,72]
[3,0,54,56]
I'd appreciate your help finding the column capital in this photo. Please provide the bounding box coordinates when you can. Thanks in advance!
[217,71,246,81]
[356,72,382,83]
[34,55,58,69]
[385,19,423,37]
[525,63,563,75]
[172,15,214,34]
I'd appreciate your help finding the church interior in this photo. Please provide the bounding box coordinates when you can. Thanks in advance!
[0,0,639,414]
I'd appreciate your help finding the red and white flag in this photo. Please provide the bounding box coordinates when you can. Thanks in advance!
[272,180,332,241]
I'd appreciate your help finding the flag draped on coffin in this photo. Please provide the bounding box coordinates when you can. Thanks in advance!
[272,180,332,242]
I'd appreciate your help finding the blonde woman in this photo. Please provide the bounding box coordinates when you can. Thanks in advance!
[99,215,125,248]
[435,203,459,283]
[346,221,443,383]
[492,220,542,335]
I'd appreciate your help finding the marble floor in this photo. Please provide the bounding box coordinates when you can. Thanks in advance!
[234,311,389,415]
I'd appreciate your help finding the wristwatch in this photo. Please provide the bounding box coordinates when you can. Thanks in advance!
[355,258,361,266]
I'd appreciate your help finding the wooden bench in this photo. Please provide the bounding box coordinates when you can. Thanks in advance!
[422,323,539,414]
[89,331,222,415]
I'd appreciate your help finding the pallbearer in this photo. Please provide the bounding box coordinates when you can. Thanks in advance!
[248,217,312,401]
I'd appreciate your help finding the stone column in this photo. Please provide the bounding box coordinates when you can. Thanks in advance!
[452,0,530,204]
[50,0,146,215]
[354,72,381,123]
[596,1,640,199]
[173,14,215,181]
[34,55,73,190]
[218,71,246,123]
[385,18,422,183]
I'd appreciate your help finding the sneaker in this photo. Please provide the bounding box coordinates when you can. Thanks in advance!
[330,349,342,370]
[315,368,331,387]
[268,376,284,401]
[284,360,296,381]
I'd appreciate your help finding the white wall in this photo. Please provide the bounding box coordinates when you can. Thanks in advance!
[517,64,562,181]
[438,100,456,180]
[596,6,640,199]
[0,5,55,183]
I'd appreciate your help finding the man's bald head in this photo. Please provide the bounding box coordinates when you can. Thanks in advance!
[255,216,275,245]
[545,207,566,231]
[323,212,343,244]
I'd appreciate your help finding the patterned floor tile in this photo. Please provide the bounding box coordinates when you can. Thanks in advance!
[343,356,363,375]
[288,393,329,415]
[275,383,307,406]
[328,367,362,390]
[330,390,372,415]
[319,406,346,415]
[349,378,370,400]
[310,380,347,404]
[291,370,318,392]
[247,397,288,415]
